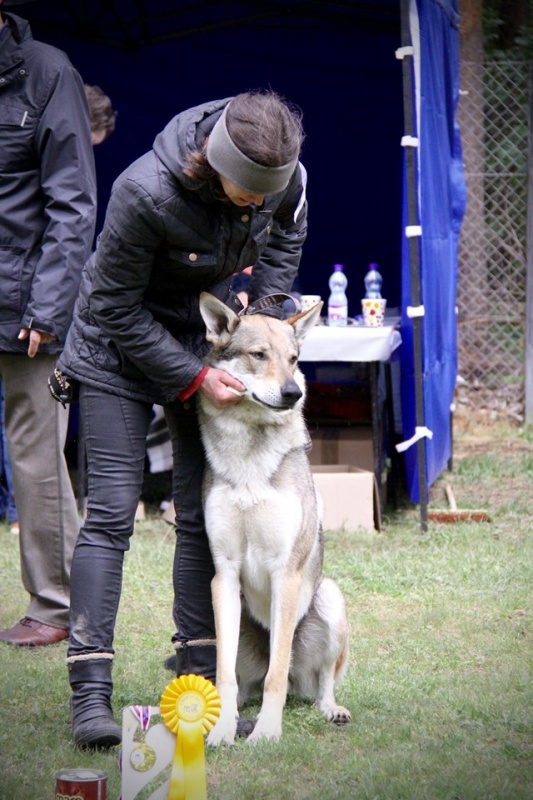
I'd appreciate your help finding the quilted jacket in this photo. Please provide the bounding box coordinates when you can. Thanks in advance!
[58,97,308,405]
[0,13,96,353]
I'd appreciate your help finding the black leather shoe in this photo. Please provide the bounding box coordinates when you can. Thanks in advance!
[73,715,122,749]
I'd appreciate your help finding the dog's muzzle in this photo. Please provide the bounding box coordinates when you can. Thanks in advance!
[252,380,302,411]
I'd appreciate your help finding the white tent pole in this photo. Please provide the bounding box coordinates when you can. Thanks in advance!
[399,0,428,533]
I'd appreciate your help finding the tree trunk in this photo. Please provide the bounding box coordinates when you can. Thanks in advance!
[496,0,529,50]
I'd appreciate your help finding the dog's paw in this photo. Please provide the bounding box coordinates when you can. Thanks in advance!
[324,704,352,725]
[245,710,282,745]
[246,727,281,745]
[206,717,237,748]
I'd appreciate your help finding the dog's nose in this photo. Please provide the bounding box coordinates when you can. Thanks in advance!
[280,379,302,407]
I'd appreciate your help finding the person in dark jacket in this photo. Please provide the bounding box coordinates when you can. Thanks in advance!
[0,3,97,647]
[84,83,117,145]
[51,89,307,749]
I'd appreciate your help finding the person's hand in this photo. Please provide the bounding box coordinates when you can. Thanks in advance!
[18,328,56,358]
[198,368,246,408]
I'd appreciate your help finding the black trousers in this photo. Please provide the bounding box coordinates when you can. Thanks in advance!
[68,384,215,658]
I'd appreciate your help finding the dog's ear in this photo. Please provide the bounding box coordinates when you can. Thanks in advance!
[199,292,241,346]
[287,301,323,347]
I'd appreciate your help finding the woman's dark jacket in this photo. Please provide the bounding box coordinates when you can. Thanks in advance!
[0,13,96,353]
[59,97,308,405]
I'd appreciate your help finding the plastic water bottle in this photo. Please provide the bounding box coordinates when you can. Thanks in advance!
[364,263,383,298]
[327,263,348,327]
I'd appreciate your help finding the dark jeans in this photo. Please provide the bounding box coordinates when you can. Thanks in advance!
[68,384,215,658]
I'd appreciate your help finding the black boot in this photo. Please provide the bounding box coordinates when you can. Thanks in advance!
[68,657,122,749]
[174,639,217,684]
[167,639,255,738]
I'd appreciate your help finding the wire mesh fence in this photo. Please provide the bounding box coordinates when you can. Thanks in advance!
[456,61,529,421]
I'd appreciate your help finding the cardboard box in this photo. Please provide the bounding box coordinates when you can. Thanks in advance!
[165,449,379,531]
[309,426,375,472]
[313,465,381,532]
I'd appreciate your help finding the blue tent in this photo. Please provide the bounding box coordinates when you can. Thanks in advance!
[398,0,466,520]
[14,0,465,520]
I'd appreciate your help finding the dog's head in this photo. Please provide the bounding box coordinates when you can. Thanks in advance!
[199,293,322,413]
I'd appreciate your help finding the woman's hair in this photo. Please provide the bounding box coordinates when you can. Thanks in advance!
[84,84,117,141]
[184,90,304,189]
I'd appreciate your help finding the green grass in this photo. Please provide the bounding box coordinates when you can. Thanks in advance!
[1,425,532,799]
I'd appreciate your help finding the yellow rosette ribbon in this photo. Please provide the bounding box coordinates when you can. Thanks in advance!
[160,674,221,800]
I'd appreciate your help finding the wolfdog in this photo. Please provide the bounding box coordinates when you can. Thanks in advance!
[198,293,351,746]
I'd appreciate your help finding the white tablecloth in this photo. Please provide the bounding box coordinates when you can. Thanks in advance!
[299,319,402,363]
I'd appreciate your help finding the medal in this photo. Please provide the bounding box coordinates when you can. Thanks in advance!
[130,705,157,773]
[130,741,157,772]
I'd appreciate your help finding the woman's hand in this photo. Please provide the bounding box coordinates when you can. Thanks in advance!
[198,368,246,408]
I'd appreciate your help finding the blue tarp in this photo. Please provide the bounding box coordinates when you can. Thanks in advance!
[400,0,466,502]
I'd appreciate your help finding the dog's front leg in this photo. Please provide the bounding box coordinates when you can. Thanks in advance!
[247,572,302,744]
[206,569,241,747]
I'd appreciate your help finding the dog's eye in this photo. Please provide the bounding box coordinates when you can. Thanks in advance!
[289,355,298,365]
[251,350,265,360]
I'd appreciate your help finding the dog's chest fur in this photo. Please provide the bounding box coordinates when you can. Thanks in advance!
[199,403,321,626]
[200,407,308,506]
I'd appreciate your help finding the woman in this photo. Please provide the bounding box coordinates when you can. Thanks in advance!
[52,90,308,748]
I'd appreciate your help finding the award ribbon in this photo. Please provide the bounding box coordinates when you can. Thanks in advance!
[130,705,157,772]
[160,674,221,800]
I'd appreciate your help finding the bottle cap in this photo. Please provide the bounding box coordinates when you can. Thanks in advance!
[333,263,343,271]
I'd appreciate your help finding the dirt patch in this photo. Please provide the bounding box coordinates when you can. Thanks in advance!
[426,386,532,514]
[454,380,524,427]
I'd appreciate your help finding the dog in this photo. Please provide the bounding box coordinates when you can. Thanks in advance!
[197,292,351,746]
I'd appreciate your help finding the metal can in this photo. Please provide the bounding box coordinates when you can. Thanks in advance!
[55,768,108,800]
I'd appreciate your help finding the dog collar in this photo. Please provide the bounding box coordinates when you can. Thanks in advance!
[239,293,301,316]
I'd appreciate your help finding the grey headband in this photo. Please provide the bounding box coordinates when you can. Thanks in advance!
[206,105,298,195]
